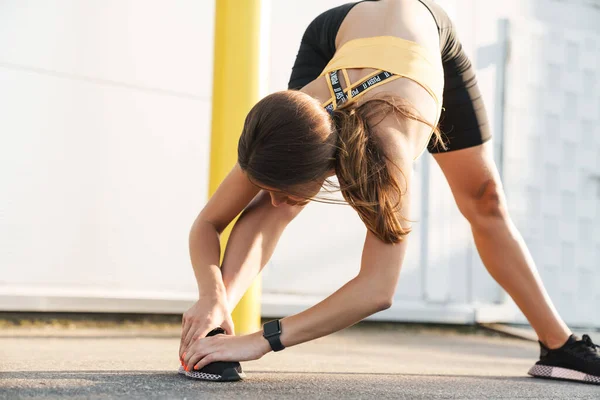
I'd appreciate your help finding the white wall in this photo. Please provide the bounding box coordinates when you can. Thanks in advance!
[2,0,599,327]
[0,0,213,309]
[499,0,600,326]
[0,0,485,320]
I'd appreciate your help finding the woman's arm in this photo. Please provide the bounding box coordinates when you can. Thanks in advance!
[188,218,228,299]
[181,164,263,357]
[278,229,409,347]
[189,164,260,299]
[220,191,305,309]
[182,164,304,360]
[186,221,411,370]
[190,163,305,307]
[272,130,413,349]
[184,129,414,370]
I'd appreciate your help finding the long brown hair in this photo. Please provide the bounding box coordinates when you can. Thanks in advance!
[238,90,443,244]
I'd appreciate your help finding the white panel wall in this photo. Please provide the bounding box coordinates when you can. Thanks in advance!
[0,0,213,308]
[501,5,600,326]
[0,0,504,321]
[2,0,598,327]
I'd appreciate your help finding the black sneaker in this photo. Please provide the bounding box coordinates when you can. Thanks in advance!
[178,327,245,381]
[528,334,600,384]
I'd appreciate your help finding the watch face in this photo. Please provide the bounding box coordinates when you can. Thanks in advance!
[264,320,281,336]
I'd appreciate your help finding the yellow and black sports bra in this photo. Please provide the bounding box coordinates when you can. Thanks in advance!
[320,36,444,158]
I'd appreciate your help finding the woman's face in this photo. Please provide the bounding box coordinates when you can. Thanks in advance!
[246,169,334,207]
[268,190,309,207]
[265,180,324,207]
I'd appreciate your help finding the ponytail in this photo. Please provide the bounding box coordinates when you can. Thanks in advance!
[332,96,443,244]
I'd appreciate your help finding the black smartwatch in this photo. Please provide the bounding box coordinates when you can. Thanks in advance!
[262,319,285,352]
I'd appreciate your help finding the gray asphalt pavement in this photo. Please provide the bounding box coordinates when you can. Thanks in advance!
[1,323,598,399]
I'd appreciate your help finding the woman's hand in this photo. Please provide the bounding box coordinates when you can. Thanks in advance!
[183,331,271,372]
[179,296,234,363]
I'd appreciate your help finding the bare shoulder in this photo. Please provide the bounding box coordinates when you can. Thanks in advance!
[198,163,260,233]
[337,0,440,53]
[371,114,419,167]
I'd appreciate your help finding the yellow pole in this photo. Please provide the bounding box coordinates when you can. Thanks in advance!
[209,0,262,335]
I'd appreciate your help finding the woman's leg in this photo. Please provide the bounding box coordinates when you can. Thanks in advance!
[432,141,571,349]
[221,190,305,308]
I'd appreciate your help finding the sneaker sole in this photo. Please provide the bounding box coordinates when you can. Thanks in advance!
[178,365,245,382]
[528,364,600,384]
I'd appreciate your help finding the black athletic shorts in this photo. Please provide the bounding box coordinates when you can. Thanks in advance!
[288,0,492,153]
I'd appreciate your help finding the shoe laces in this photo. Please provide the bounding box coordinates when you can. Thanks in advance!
[581,334,599,350]
[573,334,600,360]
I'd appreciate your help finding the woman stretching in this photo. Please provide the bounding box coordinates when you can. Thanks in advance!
[179,0,600,384]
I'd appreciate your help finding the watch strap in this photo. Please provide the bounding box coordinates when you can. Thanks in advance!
[263,320,285,352]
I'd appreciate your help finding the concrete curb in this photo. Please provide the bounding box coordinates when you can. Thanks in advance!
[478,323,538,342]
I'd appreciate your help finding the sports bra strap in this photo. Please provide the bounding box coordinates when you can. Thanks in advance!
[324,69,398,115]
[330,70,348,108]
[349,70,396,98]
[341,69,353,100]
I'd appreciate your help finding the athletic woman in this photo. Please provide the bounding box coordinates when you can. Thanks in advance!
[179,0,600,383]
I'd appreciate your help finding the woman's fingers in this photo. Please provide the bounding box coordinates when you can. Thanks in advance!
[182,322,202,357]
[182,323,216,361]
[193,352,219,371]
[186,351,208,371]
[179,317,192,360]
[179,298,231,362]
[185,339,214,370]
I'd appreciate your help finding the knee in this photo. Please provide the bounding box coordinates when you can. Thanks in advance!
[457,179,509,227]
